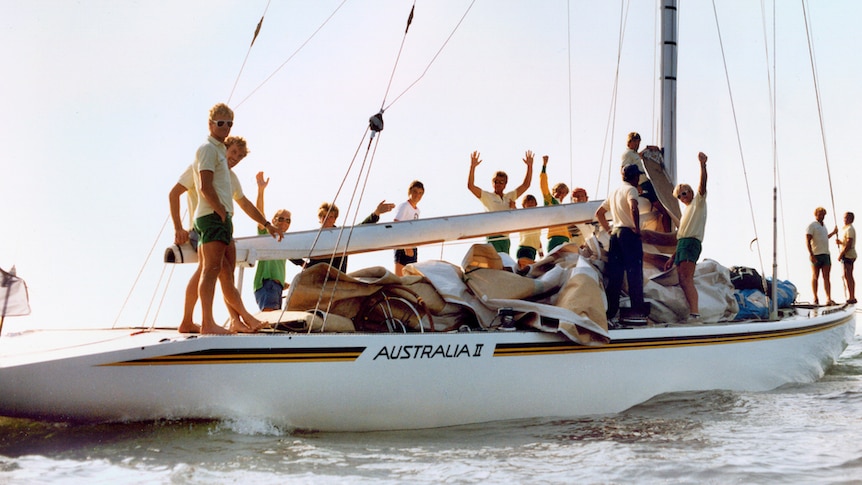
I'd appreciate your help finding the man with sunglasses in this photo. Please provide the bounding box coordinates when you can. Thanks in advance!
[171,134,278,332]
[190,103,283,334]
[253,171,292,311]
[667,152,709,322]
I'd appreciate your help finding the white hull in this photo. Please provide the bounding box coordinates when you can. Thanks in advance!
[0,306,853,431]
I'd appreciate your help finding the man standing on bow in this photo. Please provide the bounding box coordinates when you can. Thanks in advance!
[806,206,838,306]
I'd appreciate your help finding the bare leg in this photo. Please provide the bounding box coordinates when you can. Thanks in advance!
[177,264,202,333]
[199,241,234,334]
[845,261,856,302]
[811,266,821,304]
[823,264,834,303]
[395,263,405,277]
[219,241,264,333]
[217,263,244,329]
[678,260,698,315]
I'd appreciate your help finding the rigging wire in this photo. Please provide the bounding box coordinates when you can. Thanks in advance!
[598,0,630,199]
[765,0,792,279]
[233,0,350,109]
[567,0,574,190]
[292,1,476,330]
[111,214,172,328]
[380,0,476,112]
[710,0,765,274]
[757,0,780,314]
[651,0,660,143]
[801,0,838,227]
[227,0,273,105]
[378,2,416,111]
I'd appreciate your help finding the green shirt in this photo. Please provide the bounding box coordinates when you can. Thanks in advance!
[253,228,287,291]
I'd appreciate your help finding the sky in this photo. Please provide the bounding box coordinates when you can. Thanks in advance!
[1,0,860,331]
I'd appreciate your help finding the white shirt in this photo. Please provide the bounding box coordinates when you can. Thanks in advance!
[678,193,707,241]
[394,201,420,221]
[602,182,639,230]
[479,189,517,212]
[807,220,830,256]
[192,136,234,219]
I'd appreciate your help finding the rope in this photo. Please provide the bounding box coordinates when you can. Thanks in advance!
[801,0,838,228]
[112,213,171,328]
[710,0,765,274]
[227,0,272,105]
[233,0,350,109]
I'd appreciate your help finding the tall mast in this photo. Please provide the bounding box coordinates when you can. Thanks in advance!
[660,0,679,184]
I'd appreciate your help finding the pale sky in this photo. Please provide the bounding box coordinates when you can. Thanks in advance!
[1,0,860,330]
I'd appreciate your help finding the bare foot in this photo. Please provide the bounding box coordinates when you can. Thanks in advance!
[229,320,257,333]
[177,322,201,334]
[201,322,235,335]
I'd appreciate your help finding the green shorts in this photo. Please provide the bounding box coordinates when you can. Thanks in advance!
[487,235,511,254]
[194,212,233,245]
[547,235,569,253]
[812,253,831,268]
[674,237,702,265]
[516,246,538,260]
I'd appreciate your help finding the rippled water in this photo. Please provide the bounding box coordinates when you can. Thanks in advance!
[2,332,861,484]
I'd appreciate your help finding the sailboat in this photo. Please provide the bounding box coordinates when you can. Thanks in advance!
[0,1,854,431]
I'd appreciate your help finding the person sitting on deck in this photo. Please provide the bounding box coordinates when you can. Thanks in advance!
[300,200,395,273]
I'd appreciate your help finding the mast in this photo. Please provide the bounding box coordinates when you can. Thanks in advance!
[660,0,679,183]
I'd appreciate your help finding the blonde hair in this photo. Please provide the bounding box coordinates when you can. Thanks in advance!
[552,182,569,196]
[673,183,692,198]
[224,136,249,155]
[209,103,233,121]
[318,202,339,221]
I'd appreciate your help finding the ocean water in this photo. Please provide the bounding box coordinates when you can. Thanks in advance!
[1,327,861,484]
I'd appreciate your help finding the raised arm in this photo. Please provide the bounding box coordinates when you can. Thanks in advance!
[697,152,708,196]
[467,150,482,199]
[539,155,552,204]
[513,150,535,198]
[255,171,269,230]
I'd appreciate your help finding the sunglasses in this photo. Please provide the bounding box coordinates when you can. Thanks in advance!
[275,217,291,223]
[211,120,233,127]
[677,190,690,199]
